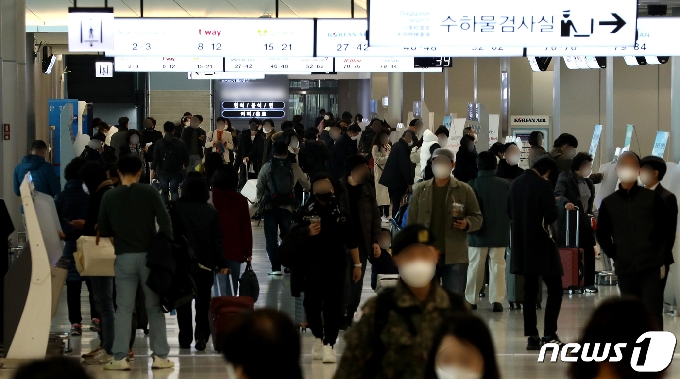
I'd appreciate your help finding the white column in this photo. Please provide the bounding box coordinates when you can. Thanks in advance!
[605,57,614,161]
[671,57,680,163]
[500,57,510,136]
[553,57,561,137]
[387,72,403,126]
[2,0,26,236]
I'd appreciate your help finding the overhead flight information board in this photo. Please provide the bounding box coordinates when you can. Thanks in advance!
[317,19,523,57]
[368,0,638,48]
[334,57,442,72]
[527,18,680,57]
[114,56,224,72]
[223,57,333,73]
[111,18,314,57]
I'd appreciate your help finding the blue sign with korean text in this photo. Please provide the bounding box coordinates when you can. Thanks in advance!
[623,124,634,149]
[651,131,669,158]
[589,124,602,156]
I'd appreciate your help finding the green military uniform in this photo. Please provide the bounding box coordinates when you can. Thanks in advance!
[334,280,466,379]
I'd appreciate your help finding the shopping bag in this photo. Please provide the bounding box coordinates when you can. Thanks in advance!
[74,233,116,276]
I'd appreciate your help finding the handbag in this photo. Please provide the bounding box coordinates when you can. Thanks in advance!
[238,262,260,302]
[74,232,116,276]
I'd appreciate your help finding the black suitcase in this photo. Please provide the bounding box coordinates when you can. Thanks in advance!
[506,247,542,310]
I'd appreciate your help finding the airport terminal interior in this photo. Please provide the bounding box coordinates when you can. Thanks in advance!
[2,0,680,378]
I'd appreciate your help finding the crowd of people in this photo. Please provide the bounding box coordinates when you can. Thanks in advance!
[10,108,676,379]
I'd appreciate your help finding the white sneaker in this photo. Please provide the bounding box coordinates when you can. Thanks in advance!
[268,271,283,276]
[83,350,113,365]
[151,355,175,369]
[312,338,323,360]
[103,358,131,371]
[322,345,336,364]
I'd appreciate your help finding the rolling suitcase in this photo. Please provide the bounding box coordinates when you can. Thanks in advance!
[209,273,255,351]
[506,247,542,310]
[559,209,585,294]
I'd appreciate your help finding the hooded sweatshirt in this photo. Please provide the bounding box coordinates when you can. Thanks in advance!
[419,129,439,177]
[13,155,61,197]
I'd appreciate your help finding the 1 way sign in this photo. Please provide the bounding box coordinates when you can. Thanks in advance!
[368,0,638,48]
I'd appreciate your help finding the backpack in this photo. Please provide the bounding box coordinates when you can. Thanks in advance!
[361,287,468,379]
[160,138,183,173]
[266,158,295,207]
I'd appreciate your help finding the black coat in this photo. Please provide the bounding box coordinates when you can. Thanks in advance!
[378,139,414,193]
[181,127,207,158]
[299,140,331,180]
[656,184,678,266]
[508,170,562,276]
[596,184,670,276]
[329,133,358,181]
[453,135,478,183]
[171,200,229,270]
[554,171,595,247]
[142,129,163,162]
[237,132,265,174]
[496,159,524,181]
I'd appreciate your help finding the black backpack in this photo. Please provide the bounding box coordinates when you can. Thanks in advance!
[267,158,295,207]
[160,138,183,173]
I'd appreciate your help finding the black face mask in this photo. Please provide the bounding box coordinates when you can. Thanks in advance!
[315,192,333,203]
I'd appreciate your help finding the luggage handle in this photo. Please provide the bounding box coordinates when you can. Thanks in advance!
[566,206,580,248]
[214,271,236,297]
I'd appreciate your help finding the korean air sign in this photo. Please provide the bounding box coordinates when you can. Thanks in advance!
[368,0,638,48]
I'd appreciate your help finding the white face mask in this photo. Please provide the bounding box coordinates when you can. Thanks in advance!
[130,135,140,145]
[496,156,500,163]
[432,164,452,180]
[250,135,256,141]
[438,138,448,147]
[350,135,359,141]
[435,365,483,379]
[640,171,654,187]
[324,115,330,121]
[506,154,520,166]
[399,260,436,288]
[82,183,90,195]
[408,141,414,147]
[617,166,639,183]
[290,139,299,149]
[264,126,273,133]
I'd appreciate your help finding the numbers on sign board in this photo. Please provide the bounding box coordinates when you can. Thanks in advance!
[199,43,222,51]
[634,43,646,50]
[282,43,292,50]
[132,43,138,50]
[145,43,151,50]
[337,44,349,51]
[198,43,204,50]
[264,43,274,51]
[357,43,367,51]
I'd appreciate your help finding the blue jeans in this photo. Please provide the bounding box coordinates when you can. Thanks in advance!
[112,254,169,360]
[89,276,115,354]
[439,263,469,297]
[263,208,292,272]
[213,261,242,296]
[159,172,182,205]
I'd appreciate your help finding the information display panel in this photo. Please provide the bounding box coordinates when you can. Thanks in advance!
[114,56,224,72]
[223,57,333,73]
[317,19,523,57]
[368,0,637,48]
[527,18,680,56]
[111,18,314,57]
[334,57,442,72]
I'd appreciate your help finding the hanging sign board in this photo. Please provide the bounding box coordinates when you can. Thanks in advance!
[368,0,638,48]
[110,18,314,57]
[589,124,603,157]
[223,57,333,73]
[113,56,224,72]
[651,131,670,158]
[623,124,634,150]
[316,19,524,57]
[527,18,680,56]
[68,8,115,52]
[334,57,442,72]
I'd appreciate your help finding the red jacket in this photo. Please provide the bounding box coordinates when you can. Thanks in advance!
[212,188,253,262]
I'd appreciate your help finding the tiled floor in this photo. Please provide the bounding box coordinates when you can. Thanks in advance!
[4,222,679,378]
